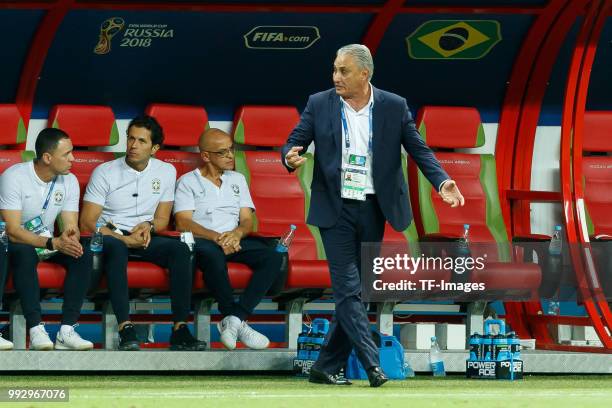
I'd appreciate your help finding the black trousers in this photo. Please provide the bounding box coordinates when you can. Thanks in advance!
[94,235,193,324]
[193,237,284,321]
[313,196,385,374]
[8,241,93,329]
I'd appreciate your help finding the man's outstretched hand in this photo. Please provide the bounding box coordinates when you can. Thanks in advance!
[439,180,465,208]
[285,146,307,169]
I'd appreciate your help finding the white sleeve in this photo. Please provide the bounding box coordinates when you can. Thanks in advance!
[0,170,22,210]
[82,165,109,206]
[160,166,176,202]
[238,174,255,210]
[62,174,80,212]
[173,175,195,214]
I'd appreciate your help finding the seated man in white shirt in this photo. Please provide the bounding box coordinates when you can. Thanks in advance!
[174,128,284,350]
[0,128,94,351]
[80,116,205,351]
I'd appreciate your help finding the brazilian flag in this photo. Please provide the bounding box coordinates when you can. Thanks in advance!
[406,20,501,60]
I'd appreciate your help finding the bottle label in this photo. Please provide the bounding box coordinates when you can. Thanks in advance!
[431,361,445,375]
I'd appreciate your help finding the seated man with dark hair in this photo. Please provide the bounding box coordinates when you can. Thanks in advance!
[80,115,206,351]
[174,128,284,350]
[0,128,94,350]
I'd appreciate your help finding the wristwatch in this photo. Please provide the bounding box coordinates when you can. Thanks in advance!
[46,237,54,250]
[147,221,155,233]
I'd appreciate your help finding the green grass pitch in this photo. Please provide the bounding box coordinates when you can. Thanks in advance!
[1,375,611,407]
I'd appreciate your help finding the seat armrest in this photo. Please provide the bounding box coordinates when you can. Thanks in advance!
[513,234,550,242]
[248,232,280,239]
[593,234,612,241]
[420,233,462,242]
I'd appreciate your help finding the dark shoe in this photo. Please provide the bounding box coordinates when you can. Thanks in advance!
[366,366,388,387]
[118,324,140,351]
[169,324,207,351]
[0,325,10,341]
[309,367,352,385]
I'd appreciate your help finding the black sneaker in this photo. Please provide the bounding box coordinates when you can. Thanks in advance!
[118,323,140,351]
[169,324,207,351]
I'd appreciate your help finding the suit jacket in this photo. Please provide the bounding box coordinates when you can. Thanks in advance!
[281,86,449,231]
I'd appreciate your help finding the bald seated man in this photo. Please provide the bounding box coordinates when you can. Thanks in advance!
[174,128,284,350]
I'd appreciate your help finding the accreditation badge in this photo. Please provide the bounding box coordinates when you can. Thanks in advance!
[23,215,57,260]
[341,154,368,201]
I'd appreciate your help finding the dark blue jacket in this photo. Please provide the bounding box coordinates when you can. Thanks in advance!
[281,87,449,231]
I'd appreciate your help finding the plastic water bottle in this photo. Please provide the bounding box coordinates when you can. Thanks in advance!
[429,336,446,376]
[90,221,104,270]
[297,327,310,360]
[506,331,521,360]
[547,300,560,315]
[308,318,329,360]
[549,225,562,256]
[276,224,297,253]
[457,224,470,256]
[404,360,416,378]
[90,221,104,252]
[468,333,482,361]
[0,221,7,252]
[547,225,562,315]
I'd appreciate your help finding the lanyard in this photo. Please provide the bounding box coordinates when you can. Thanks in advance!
[41,177,57,215]
[340,102,373,155]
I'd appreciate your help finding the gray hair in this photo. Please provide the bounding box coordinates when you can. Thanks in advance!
[337,44,374,81]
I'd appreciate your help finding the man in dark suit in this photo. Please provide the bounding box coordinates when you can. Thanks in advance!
[281,44,464,387]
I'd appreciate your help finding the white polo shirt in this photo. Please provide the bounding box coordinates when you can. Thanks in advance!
[0,161,79,234]
[174,169,254,234]
[83,157,176,231]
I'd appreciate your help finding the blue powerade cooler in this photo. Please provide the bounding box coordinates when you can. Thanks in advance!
[345,330,409,380]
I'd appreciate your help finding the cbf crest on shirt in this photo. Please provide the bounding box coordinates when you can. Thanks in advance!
[152,178,161,194]
[53,190,65,206]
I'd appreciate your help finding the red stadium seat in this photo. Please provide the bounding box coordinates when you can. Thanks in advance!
[582,111,612,238]
[233,105,331,289]
[582,111,612,302]
[410,106,541,296]
[51,105,118,200]
[49,105,119,147]
[0,104,31,173]
[145,103,205,178]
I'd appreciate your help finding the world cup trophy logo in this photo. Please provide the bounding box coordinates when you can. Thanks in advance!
[94,17,125,55]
